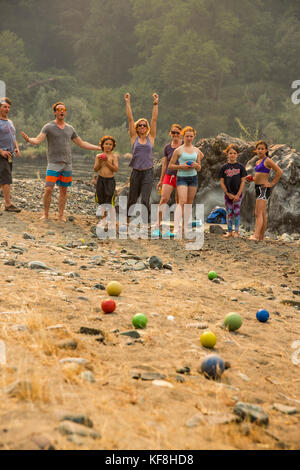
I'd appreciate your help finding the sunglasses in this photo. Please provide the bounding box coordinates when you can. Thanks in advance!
[56,107,66,112]
[137,123,147,128]
[171,131,180,135]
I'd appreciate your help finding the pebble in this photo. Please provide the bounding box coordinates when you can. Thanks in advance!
[79,327,103,336]
[93,283,106,290]
[46,324,66,330]
[238,372,250,382]
[176,375,185,383]
[149,256,163,269]
[163,263,172,270]
[152,380,174,388]
[59,358,89,366]
[185,413,206,428]
[141,372,166,381]
[133,261,148,271]
[28,261,49,270]
[56,339,78,350]
[31,435,55,450]
[4,260,16,266]
[57,421,100,439]
[272,403,298,415]
[59,414,93,428]
[23,233,35,240]
[233,402,269,426]
[197,323,209,329]
[78,296,89,301]
[79,371,96,383]
[63,260,77,266]
[67,435,84,445]
[176,366,190,375]
[209,225,226,234]
[120,330,141,339]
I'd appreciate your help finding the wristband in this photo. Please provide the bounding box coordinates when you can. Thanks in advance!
[153,102,158,106]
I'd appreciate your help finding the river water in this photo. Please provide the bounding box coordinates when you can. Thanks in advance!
[12,153,132,184]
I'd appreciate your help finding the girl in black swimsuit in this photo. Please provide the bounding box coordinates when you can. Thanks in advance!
[249,141,282,241]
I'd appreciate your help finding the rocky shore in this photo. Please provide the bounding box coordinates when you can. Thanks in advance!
[0,207,299,450]
[2,177,299,243]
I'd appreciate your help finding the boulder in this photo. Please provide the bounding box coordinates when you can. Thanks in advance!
[114,134,299,234]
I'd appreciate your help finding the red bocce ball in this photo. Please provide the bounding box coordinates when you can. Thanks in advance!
[101,299,116,314]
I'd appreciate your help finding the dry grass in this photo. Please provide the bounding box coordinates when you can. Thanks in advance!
[0,211,299,450]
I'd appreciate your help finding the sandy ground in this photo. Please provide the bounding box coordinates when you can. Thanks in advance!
[0,210,299,450]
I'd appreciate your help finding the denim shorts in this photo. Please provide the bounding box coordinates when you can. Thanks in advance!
[176,175,198,187]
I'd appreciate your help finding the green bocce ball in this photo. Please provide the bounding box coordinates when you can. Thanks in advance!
[132,313,148,329]
[224,312,242,331]
[208,271,218,280]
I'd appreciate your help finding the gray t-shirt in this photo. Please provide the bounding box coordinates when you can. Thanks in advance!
[41,121,78,164]
[0,119,16,153]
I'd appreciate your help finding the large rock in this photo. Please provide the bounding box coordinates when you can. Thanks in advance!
[115,134,300,233]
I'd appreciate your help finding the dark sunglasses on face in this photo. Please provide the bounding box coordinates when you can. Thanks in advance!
[171,131,180,135]
[138,123,147,128]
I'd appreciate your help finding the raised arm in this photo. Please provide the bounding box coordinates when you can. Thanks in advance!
[149,93,159,143]
[73,136,101,151]
[21,131,46,146]
[124,93,136,144]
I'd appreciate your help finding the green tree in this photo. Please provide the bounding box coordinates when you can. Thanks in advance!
[75,0,137,87]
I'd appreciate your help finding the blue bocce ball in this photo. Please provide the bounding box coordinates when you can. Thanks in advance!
[256,309,269,322]
[200,354,225,380]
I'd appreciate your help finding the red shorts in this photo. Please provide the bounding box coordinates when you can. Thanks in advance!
[162,174,177,188]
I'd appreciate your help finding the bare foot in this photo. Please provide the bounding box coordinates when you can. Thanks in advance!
[249,235,259,241]
[40,215,49,221]
[58,216,66,222]
[233,232,240,238]
[223,232,233,238]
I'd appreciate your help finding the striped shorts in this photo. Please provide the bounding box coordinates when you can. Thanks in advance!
[45,162,72,188]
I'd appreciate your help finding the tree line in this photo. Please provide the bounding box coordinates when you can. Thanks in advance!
[1,0,300,154]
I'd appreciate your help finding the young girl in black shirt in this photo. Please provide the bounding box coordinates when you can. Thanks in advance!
[219,144,247,238]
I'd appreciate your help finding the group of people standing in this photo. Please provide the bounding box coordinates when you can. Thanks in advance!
[0,95,282,241]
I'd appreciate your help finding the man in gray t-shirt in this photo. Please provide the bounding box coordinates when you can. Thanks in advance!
[22,102,101,221]
[0,97,21,212]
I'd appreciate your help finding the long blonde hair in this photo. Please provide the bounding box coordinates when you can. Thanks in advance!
[135,118,151,136]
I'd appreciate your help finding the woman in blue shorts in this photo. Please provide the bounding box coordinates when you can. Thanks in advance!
[168,126,204,236]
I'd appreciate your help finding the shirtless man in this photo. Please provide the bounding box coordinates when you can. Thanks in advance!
[22,102,101,221]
